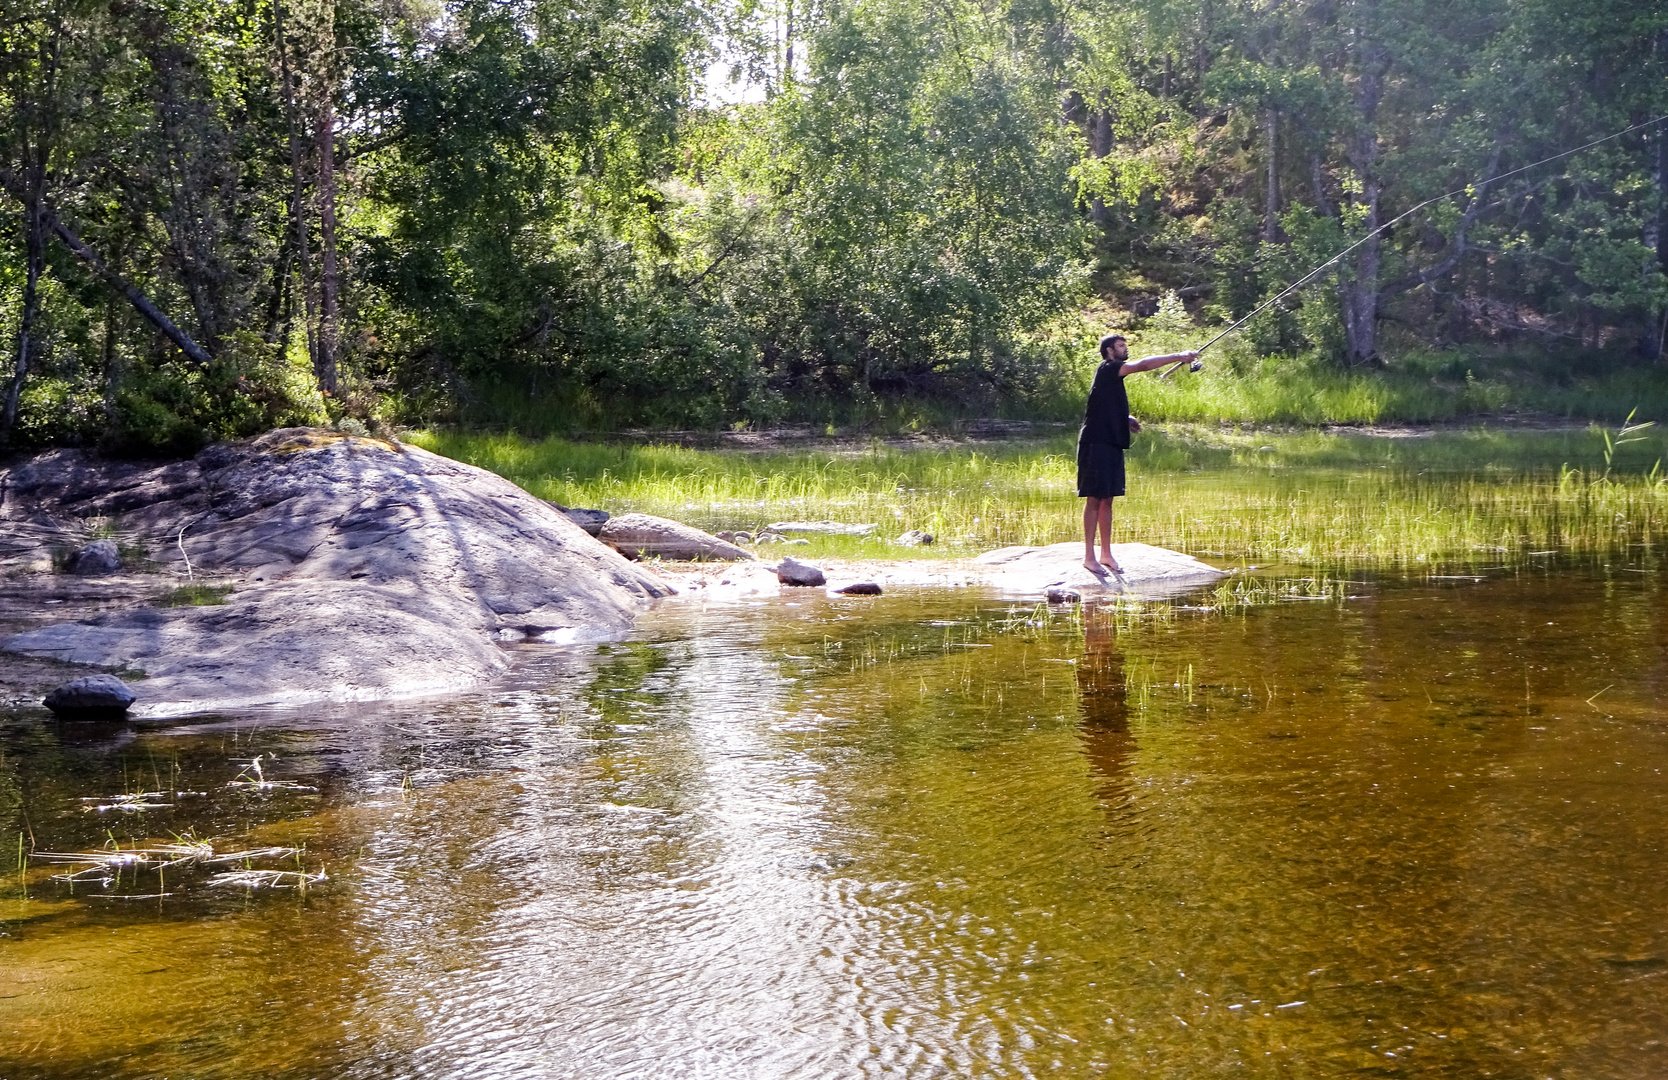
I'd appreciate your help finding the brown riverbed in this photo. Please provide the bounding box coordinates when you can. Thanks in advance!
[3,559,1666,1079]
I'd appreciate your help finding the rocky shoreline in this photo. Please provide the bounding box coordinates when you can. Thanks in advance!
[1,428,1227,719]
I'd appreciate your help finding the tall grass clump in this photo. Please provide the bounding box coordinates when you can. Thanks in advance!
[413,425,1668,569]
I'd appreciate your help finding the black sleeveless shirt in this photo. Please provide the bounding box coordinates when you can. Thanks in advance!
[1079,360,1131,449]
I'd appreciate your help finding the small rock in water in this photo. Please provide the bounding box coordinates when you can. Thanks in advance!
[836,582,882,595]
[896,530,934,547]
[68,539,122,575]
[776,556,826,587]
[1045,587,1082,604]
[44,674,137,718]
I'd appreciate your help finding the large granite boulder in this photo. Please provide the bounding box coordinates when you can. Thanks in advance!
[1,429,673,716]
[598,513,754,561]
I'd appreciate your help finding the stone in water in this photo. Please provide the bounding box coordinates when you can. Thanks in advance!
[776,557,826,587]
[44,674,137,718]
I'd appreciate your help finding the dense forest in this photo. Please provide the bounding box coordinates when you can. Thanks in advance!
[2,0,1666,449]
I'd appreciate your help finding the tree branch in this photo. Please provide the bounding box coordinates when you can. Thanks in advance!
[1,167,215,366]
[1382,145,1503,299]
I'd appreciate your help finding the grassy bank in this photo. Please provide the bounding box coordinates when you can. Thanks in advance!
[412,424,1668,569]
[433,333,1668,437]
[1115,330,1668,427]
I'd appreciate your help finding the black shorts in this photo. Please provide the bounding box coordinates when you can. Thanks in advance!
[1076,441,1126,498]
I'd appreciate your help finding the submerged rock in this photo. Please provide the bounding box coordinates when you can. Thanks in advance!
[1045,587,1082,604]
[68,539,122,575]
[836,582,883,595]
[44,674,136,717]
[775,556,826,587]
[2,429,672,716]
[598,514,754,561]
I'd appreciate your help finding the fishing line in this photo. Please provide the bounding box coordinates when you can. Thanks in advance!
[1155,112,1668,377]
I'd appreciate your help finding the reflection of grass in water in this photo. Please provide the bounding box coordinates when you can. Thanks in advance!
[413,425,1668,568]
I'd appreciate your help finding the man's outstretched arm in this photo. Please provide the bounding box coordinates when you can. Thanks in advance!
[1119,349,1197,377]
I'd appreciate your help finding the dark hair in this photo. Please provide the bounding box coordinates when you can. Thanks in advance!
[1099,334,1126,359]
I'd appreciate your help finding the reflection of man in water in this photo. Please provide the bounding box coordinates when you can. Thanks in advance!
[1077,610,1135,806]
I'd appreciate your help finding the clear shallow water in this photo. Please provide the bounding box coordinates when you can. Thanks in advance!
[3,565,1667,1079]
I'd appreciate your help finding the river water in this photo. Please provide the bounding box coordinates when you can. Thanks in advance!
[3,562,1666,1078]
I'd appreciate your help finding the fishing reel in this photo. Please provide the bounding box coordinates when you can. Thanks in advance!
[1189,358,1204,372]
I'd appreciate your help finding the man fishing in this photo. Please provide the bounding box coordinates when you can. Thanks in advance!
[1078,334,1198,574]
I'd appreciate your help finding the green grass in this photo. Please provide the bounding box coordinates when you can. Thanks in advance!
[1114,335,1668,426]
[410,424,1668,570]
[160,584,234,607]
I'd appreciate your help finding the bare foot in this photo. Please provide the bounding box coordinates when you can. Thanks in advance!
[1082,557,1106,574]
[1099,552,1122,574]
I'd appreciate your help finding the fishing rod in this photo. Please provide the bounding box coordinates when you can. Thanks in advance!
[1152,112,1668,380]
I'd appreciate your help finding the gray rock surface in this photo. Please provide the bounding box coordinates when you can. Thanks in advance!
[765,520,877,536]
[975,542,1227,599]
[598,513,754,561]
[896,530,934,546]
[554,506,610,536]
[2,429,672,716]
[775,556,826,587]
[43,674,137,716]
[69,539,122,575]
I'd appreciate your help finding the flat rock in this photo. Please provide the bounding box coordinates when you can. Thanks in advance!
[974,542,1228,599]
[765,520,877,536]
[598,513,754,561]
[2,429,672,716]
[44,674,137,716]
[775,556,826,587]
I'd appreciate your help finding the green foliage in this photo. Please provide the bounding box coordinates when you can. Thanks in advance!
[161,583,234,606]
[2,0,1667,443]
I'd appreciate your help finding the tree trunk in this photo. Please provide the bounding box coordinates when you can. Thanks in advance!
[1340,203,1381,366]
[2,188,44,437]
[783,0,794,86]
[2,24,59,439]
[1089,104,1113,226]
[316,93,340,395]
[1339,33,1390,367]
[1263,109,1281,243]
[45,209,215,366]
[1652,120,1667,361]
[275,0,319,386]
